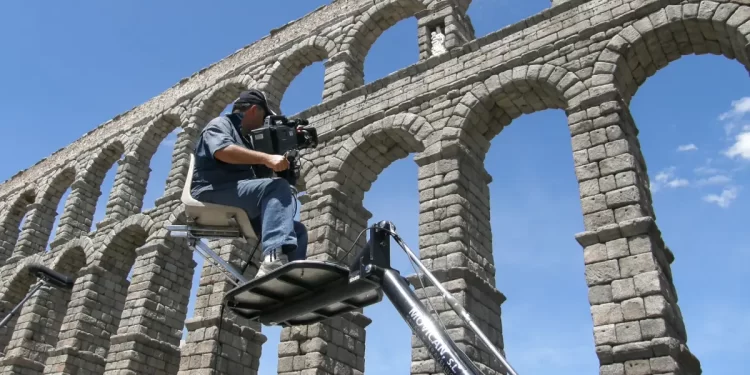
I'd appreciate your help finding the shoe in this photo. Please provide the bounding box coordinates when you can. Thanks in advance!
[256,248,289,278]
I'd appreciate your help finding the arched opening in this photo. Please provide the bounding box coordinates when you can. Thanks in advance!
[483,109,597,373]
[142,126,182,211]
[361,156,420,374]
[363,17,419,85]
[109,114,181,217]
[628,53,750,374]
[0,191,35,264]
[13,168,75,258]
[46,185,72,251]
[280,61,325,116]
[414,64,596,373]
[90,143,124,229]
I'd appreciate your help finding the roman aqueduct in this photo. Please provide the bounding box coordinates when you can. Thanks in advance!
[0,0,747,374]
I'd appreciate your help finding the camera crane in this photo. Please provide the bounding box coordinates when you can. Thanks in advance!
[169,114,520,375]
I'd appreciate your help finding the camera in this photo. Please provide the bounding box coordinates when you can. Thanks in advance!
[248,115,319,186]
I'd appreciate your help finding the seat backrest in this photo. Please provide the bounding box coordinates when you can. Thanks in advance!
[181,153,196,204]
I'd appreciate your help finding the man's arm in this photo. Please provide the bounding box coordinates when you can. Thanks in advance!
[215,145,278,167]
[201,121,289,171]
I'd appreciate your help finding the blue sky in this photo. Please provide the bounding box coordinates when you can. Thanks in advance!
[0,1,748,374]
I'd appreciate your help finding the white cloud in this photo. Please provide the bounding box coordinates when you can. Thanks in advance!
[703,186,739,208]
[724,131,750,160]
[694,165,721,175]
[651,167,689,192]
[677,144,697,152]
[697,175,732,186]
[718,97,750,121]
[666,178,689,188]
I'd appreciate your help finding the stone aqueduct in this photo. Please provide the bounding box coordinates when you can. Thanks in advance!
[0,0,747,374]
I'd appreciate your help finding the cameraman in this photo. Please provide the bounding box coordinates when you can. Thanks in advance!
[190,89,308,278]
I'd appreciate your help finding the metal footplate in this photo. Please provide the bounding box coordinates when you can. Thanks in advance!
[223,260,383,327]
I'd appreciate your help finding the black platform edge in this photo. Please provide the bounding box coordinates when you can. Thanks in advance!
[223,260,383,327]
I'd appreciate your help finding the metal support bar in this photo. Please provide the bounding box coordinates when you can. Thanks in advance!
[167,224,249,286]
[0,281,44,330]
[380,222,520,375]
[193,239,248,286]
[375,266,483,375]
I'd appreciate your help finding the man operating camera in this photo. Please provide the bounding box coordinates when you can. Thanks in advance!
[190,89,308,277]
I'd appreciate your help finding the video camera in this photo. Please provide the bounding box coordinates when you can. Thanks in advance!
[248,115,319,187]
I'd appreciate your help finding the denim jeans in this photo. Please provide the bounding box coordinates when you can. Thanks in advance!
[195,177,308,260]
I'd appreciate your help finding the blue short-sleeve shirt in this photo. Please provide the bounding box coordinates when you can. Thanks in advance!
[191,113,259,197]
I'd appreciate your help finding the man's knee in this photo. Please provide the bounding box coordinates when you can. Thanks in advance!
[268,177,292,192]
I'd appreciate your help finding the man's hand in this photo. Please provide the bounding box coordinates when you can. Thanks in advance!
[264,154,290,172]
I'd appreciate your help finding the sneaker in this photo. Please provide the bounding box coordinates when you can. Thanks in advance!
[256,248,289,278]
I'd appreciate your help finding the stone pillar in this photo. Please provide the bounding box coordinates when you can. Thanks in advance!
[0,281,72,375]
[277,312,371,375]
[417,1,475,60]
[273,190,372,375]
[49,180,100,249]
[322,51,364,101]
[162,127,199,200]
[43,264,129,375]
[98,154,151,228]
[102,240,195,375]
[178,238,266,375]
[410,144,507,375]
[568,97,702,375]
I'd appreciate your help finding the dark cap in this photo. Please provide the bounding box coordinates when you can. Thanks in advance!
[234,89,276,116]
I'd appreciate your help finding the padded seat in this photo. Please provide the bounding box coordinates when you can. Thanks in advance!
[181,154,257,240]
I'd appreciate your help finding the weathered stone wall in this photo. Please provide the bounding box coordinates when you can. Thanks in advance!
[0,0,747,374]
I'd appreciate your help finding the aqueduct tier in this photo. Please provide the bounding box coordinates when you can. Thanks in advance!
[0,0,747,374]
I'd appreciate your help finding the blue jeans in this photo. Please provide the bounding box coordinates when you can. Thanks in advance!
[195,178,307,261]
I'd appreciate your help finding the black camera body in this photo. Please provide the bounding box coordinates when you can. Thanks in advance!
[248,115,318,186]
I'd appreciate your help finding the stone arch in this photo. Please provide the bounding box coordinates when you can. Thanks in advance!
[596,2,750,105]
[12,167,77,258]
[339,0,428,85]
[188,74,259,129]
[49,236,94,270]
[94,213,154,276]
[0,253,45,354]
[440,64,588,160]
[300,113,433,265]
[0,241,88,371]
[128,111,184,159]
[325,113,434,202]
[260,35,337,111]
[0,253,46,306]
[51,141,125,247]
[0,189,36,264]
[99,113,183,223]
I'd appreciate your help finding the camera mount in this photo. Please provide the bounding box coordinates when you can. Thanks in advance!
[248,115,318,187]
[169,215,519,375]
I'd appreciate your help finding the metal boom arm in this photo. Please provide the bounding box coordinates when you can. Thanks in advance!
[358,222,482,375]
[362,221,519,375]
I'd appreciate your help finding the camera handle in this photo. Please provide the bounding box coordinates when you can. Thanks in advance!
[276,149,301,187]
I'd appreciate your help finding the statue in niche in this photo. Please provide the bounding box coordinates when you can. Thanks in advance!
[430,25,447,56]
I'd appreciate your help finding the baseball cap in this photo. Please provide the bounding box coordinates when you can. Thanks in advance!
[234,89,276,116]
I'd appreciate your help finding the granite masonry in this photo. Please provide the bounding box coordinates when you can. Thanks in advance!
[0,0,748,374]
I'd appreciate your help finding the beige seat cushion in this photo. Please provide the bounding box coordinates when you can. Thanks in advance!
[181,153,257,240]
